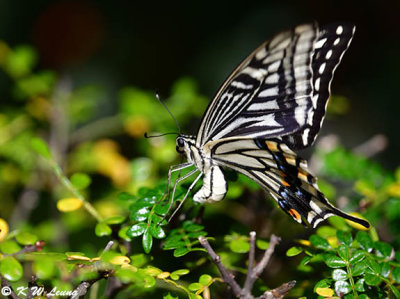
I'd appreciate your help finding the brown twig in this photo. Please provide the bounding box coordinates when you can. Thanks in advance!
[199,236,243,297]
[243,231,256,292]
[199,233,296,299]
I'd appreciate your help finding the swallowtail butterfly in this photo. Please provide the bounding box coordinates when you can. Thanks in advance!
[169,23,369,228]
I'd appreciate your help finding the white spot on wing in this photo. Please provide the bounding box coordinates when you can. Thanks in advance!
[318,62,326,74]
[336,25,344,35]
[334,37,340,46]
[315,78,321,91]
[268,60,281,73]
[326,49,333,59]
[314,38,327,49]
[242,67,267,80]
[310,200,323,214]
[302,128,310,145]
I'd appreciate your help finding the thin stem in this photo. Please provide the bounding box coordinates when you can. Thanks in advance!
[51,160,103,222]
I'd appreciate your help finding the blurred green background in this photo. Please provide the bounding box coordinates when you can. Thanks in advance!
[0,0,399,165]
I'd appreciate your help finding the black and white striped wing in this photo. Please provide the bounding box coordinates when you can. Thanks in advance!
[209,137,369,228]
[196,23,355,149]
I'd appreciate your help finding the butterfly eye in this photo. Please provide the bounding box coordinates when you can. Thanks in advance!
[177,137,185,147]
[176,137,185,153]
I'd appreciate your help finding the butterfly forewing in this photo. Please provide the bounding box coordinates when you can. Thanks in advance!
[197,23,355,151]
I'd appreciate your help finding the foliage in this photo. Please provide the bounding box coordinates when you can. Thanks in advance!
[0,40,399,298]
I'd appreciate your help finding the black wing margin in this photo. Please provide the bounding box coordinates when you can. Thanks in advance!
[282,23,355,149]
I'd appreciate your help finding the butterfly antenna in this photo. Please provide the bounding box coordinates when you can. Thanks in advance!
[155,92,181,134]
[144,132,179,138]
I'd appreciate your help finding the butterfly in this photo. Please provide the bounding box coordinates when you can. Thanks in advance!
[167,22,369,228]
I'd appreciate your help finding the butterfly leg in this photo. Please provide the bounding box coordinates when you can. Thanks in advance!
[168,172,203,222]
[162,162,194,202]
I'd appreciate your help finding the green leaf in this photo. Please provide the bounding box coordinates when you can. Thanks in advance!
[130,207,150,222]
[229,238,250,253]
[95,223,112,237]
[355,278,365,292]
[142,230,153,254]
[118,226,132,242]
[356,231,373,252]
[199,274,212,285]
[33,258,56,279]
[70,173,91,190]
[392,267,400,283]
[364,273,382,286]
[310,235,330,250]
[173,247,190,257]
[317,226,337,238]
[286,246,303,257]
[104,215,126,225]
[183,221,204,232]
[365,256,381,274]
[170,269,190,280]
[0,256,23,281]
[163,293,178,299]
[130,253,150,268]
[256,240,269,250]
[154,204,169,216]
[118,192,136,201]
[380,262,390,278]
[349,250,366,265]
[5,45,37,78]
[15,232,38,245]
[389,284,400,298]
[0,241,21,254]
[149,225,166,239]
[325,254,346,268]
[314,278,332,290]
[374,241,392,258]
[352,261,367,276]
[31,137,51,159]
[337,245,350,261]
[188,282,203,291]
[336,231,352,246]
[127,223,147,237]
[334,280,351,295]
[332,269,347,281]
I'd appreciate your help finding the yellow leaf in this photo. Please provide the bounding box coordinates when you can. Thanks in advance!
[67,255,91,261]
[297,239,311,246]
[124,116,150,138]
[387,183,400,197]
[345,212,370,231]
[121,264,138,271]
[0,218,9,242]
[157,272,170,279]
[110,255,131,265]
[57,198,83,212]
[316,287,334,297]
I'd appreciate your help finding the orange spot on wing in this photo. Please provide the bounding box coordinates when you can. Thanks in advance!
[289,209,301,222]
[282,179,290,187]
[265,141,278,152]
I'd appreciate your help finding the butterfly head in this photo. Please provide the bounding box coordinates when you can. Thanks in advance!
[175,135,196,155]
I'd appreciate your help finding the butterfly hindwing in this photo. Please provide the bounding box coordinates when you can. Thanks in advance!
[209,137,369,228]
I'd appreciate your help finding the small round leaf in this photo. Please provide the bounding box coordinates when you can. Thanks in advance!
[95,223,112,237]
[57,197,83,212]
